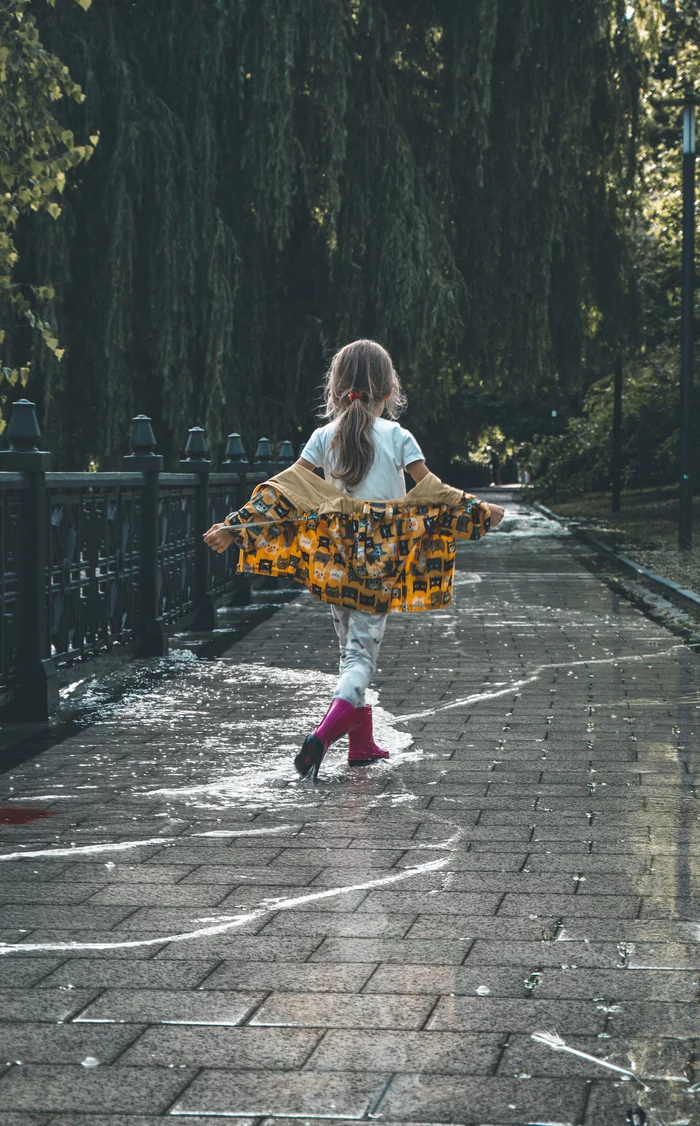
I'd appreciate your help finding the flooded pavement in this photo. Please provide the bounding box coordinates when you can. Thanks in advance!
[0,496,698,1124]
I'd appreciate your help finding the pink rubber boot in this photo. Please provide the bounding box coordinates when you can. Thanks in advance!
[294,697,359,781]
[348,705,389,766]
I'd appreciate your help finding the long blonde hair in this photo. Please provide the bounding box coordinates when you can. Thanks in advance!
[322,339,406,489]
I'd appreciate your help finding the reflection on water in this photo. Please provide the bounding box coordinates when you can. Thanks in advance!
[137,663,416,811]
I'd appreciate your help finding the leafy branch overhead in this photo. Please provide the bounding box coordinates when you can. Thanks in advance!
[0,0,694,479]
[0,0,96,380]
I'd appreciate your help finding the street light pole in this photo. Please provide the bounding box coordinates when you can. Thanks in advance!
[679,91,696,551]
[612,354,622,518]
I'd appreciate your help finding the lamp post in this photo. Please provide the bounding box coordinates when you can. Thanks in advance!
[675,90,697,550]
[655,89,698,548]
[612,354,623,518]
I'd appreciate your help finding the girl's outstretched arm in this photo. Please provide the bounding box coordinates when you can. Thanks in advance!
[407,459,505,527]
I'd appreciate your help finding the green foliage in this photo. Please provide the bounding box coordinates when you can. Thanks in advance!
[0,0,94,431]
[535,348,680,499]
[0,0,677,469]
[538,0,700,502]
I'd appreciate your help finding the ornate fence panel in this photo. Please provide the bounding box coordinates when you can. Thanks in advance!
[0,402,294,718]
[158,475,198,624]
[47,473,144,667]
[208,472,242,595]
[0,474,26,698]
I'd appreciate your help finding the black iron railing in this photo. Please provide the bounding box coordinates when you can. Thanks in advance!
[0,400,298,721]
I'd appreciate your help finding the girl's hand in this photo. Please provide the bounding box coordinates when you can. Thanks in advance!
[203,523,233,554]
[489,504,505,528]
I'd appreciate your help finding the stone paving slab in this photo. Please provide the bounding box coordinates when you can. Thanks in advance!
[0,498,698,1124]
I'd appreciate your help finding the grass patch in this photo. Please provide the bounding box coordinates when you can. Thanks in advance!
[546,485,700,593]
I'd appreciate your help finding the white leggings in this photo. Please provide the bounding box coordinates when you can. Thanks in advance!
[330,606,388,708]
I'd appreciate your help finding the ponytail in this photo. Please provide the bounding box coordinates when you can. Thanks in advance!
[322,339,406,490]
[330,393,376,490]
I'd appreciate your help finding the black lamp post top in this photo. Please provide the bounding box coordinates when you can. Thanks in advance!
[123,414,163,472]
[183,426,210,462]
[223,433,248,465]
[6,399,42,451]
[0,399,52,470]
[254,437,272,464]
[129,415,158,456]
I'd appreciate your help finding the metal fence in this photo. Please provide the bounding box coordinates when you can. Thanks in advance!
[0,400,297,721]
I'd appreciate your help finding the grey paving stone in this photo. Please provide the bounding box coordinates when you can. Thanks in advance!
[364,965,541,997]
[259,912,412,938]
[376,1073,588,1123]
[0,908,135,930]
[49,1118,255,1126]
[178,864,321,886]
[169,1068,389,1118]
[466,939,627,968]
[154,935,322,961]
[0,960,65,987]
[442,871,578,893]
[307,1029,502,1074]
[83,884,228,907]
[120,1024,320,1068]
[38,958,216,990]
[533,967,698,1001]
[499,893,641,917]
[250,991,434,1029]
[106,906,262,932]
[0,885,94,906]
[607,1001,700,1036]
[274,847,404,867]
[73,988,264,1025]
[2,932,169,958]
[0,1114,53,1125]
[406,916,559,940]
[584,1078,698,1125]
[356,891,500,914]
[397,851,527,871]
[147,845,284,865]
[426,997,605,1034]
[200,961,374,993]
[60,862,196,884]
[2,500,700,1125]
[47,1119,247,1126]
[0,1023,142,1065]
[217,886,371,912]
[0,991,97,1024]
[501,1032,691,1080]
[0,1065,193,1113]
[309,938,472,964]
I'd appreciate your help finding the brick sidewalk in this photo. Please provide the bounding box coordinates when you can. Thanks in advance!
[0,498,697,1125]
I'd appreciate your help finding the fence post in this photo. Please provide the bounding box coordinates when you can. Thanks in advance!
[122,415,167,657]
[0,400,57,720]
[279,440,295,469]
[223,433,251,607]
[223,433,249,508]
[254,436,273,473]
[180,426,215,630]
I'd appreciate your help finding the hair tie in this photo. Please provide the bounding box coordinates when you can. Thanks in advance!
[348,392,363,402]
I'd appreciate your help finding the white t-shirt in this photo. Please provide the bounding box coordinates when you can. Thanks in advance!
[301,417,424,501]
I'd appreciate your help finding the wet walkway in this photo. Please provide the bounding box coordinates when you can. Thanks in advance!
[0,499,698,1126]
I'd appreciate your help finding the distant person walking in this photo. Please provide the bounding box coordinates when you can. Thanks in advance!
[516,442,531,485]
[204,340,503,781]
[486,444,501,487]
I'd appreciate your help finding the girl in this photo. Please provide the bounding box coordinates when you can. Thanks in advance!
[205,339,504,781]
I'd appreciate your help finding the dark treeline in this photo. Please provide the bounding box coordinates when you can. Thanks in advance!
[8,1,658,471]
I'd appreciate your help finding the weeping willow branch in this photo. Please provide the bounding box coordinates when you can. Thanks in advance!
[4,0,664,468]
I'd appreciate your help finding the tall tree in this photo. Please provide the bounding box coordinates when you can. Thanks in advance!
[3,0,661,469]
[0,0,94,432]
